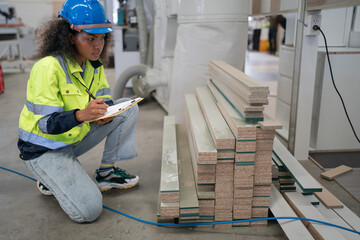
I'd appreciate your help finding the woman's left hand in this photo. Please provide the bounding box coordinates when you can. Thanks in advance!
[95,117,114,125]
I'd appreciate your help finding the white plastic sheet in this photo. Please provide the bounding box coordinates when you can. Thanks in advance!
[168,22,248,123]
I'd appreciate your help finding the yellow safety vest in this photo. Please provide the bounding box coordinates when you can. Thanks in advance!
[18,54,112,149]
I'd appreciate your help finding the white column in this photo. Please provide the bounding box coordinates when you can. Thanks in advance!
[289,1,321,160]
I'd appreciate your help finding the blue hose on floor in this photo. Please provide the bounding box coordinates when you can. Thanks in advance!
[1,165,359,235]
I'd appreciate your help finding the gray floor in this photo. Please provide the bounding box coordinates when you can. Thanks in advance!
[0,52,359,239]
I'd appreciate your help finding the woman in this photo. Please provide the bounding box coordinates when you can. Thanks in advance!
[17,0,139,223]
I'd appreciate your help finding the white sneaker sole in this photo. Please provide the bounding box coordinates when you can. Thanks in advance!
[96,176,139,192]
[36,180,53,196]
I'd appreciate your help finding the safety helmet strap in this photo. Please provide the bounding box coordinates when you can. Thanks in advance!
[71,23,113,32]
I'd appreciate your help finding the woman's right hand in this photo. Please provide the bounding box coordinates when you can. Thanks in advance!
[75,98,108,122]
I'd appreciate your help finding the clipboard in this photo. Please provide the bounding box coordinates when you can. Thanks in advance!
[87,97,143,123]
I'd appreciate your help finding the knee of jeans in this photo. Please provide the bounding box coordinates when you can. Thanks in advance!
[71,192,103,223]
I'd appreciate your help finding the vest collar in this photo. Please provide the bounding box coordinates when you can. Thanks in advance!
[89,60,103,69]
[65,57,103,75]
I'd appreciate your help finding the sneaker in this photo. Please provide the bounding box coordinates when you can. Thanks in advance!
[93,167,139,192]
[36,180,53,196]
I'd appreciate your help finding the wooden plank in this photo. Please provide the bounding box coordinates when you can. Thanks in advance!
[314,184,343,209]
[207,83,258,139]
[316,204,359,240]
[176,124,199,213]
[196,87,235,150]
[284,191,346,240]
[186,122,216,185]
[273,137,322,193]
[272,153,284,168]
[269,185,314,240]
[157,195,175,223]
[185,94,217,164]
[209,60,269,91]
[320,165,353,180]
[210,80,264,120]
[258,120,283,130]
[215,162,234,207]
[333,205,360,232]
[209,67,269,104]
[160,116,179,202]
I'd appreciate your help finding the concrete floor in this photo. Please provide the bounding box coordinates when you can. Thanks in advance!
[0,52,359,240]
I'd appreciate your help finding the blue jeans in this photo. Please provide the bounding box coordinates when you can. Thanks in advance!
[24,98,138,223]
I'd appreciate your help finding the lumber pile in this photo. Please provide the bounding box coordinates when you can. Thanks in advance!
[209,60,270,121]
[270,139,360,239]
[272,153,296,192]
[158,60,282,227]
[158,116,180,223]
[158,60,359,238]
[207,60,282,227]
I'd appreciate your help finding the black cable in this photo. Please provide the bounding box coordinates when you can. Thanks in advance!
[313,25,360,144]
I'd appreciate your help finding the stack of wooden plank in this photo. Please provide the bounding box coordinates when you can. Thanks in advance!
[158,60,360,238]
[270,142,360,240]
[185,94,217,225]
[158,116,180,223]
[272,137,322,194]
[272,162,280,189]
[207,85,280,227]
[209,60,270,122]
[158,61,281,228]
[251,128,275,226]
[196,87,235,230]
[272,153,296,192]
[176,124,199,224]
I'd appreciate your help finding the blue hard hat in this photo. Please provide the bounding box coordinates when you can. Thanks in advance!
[58,0,113,34]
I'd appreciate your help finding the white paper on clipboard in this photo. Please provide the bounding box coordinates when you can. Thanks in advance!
[87,97,143,122]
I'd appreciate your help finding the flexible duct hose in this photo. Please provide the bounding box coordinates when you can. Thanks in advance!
[112,64,149,99]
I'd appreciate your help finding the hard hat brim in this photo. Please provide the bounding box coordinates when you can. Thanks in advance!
[82,27,113,34]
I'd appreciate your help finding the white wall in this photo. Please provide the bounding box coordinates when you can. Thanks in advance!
[8,1,56,30]
[318,7,353,47]
[353,6,360,31]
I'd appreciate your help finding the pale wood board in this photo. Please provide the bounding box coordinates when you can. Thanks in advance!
[316,204,359,240]
[258,120,283,130]
[160,116,179,195]
[176,124,199,211]
[273,137,322,193]
[210,79,264,114]
[269,185,315,240]
[333,205,360,232]
[284,191,346,240]
[207,83,258,138]
[185,94,217,164]
[320,165,353,180]
[314,183,343,209]
[196,87,235,150]
[209,67,269,104]
[209,60,269,90]
[185,120,216,185]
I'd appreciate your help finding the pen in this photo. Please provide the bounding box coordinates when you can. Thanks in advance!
[85,89,97,100]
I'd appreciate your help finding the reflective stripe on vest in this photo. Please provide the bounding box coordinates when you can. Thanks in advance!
[54,54,72,84]
[96,88,111,97]
[38,115,51,134]
[26,100,64,115]
[19,128,67,150]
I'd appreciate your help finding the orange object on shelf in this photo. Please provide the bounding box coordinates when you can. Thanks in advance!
[259,40,269,52]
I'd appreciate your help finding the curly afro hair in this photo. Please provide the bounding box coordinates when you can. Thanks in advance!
[35,18,112,62]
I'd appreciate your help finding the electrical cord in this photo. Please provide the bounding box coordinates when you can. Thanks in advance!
[313,25,360,144]
[1,165,359,235]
